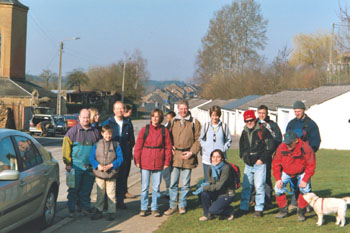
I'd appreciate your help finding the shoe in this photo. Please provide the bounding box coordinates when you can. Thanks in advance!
[178,207,186,215]
[69,210,75,218]
[116,203,128,209]
[288,204,298,212]
[227,214,234,221]
[91,210,103,220]
[164,208,177,216]
[265,202,273,210]
[139,210,147,217]
[199,216,209,221]
[152,210,161,217]
[76,204,82,213]
[125,192,136,199]
[297,207,306,222]
[249,201,256,206]
[235,209,248,218]
[107,213,115,221]
[275,206,288,218]
[254,211,263,218]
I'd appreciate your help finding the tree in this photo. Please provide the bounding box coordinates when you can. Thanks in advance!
[196,0,268,81]
[65,69,89,91]
[39,69,58,89]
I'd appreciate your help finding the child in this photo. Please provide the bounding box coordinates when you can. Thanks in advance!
[89,125,123,221]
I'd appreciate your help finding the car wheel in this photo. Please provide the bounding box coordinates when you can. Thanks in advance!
[39,189,57,227]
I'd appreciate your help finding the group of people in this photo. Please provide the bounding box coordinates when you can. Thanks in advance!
[62,98,320,222]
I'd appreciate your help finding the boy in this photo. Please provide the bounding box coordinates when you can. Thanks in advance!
[89,125,123,220]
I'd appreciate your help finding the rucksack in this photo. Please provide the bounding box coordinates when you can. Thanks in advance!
[229,162,241,190]
[201,122,227,142]
[142,124,165,148]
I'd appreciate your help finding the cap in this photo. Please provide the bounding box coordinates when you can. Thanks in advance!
[243,110,256,121]
[283,130,298,144]
[293,101,305,109]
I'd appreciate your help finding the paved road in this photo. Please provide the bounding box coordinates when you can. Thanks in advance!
[10,119,149,233]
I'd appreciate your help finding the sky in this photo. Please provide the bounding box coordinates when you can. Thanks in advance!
[20,0,341,81]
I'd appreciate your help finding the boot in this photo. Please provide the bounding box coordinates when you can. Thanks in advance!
[275,206,288,218]
[297,207,306,222]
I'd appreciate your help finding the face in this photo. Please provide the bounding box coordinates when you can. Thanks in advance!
[79,109,90,127]
[244,118,256,129]
[178,104,189,118]
[166,114,174,123]
[257,109,267,121]
[211,151,223,166]
[102,130,112,141]
[294,109,305,120]
[93,112,100,123]
[113,102,125,118]
[151,112,160,126]
[210,112,220,125]
[286,139,298,150]
[18,141,30,152]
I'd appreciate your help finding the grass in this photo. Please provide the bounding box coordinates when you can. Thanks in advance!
[156,149,350,233]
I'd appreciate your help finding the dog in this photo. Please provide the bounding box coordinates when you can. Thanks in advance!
[303,192,350,227]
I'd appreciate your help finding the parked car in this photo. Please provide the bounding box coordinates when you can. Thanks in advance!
[0,129,60,232]
[29,114,56,137]
[53,115,67,134]
[32,107,54,115]
[64,114,79,129]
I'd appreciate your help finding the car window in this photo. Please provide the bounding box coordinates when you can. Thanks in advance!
[14,136,43,171]
[0,136,18,172]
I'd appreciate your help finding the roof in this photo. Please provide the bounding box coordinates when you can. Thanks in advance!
[198,99,229,111]
[222,95,260,110]
[0,78,56,98]
[188,98,209,108]
[0,0,28,9]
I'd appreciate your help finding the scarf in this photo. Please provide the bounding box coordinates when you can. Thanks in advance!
[211,161,225,181]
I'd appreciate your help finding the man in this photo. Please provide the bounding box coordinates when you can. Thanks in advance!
[237,110,274,217]
[286,100,320,211]
[62,109,100,217]
[102,101,135,209]
[273,130,315,221]
[250,105,282,208]
[164,100,201,215]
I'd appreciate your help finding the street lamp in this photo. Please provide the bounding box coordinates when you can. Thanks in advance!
[121,57,131,102]
[57,37,80,115]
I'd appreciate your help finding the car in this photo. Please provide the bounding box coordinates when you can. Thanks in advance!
[53,115,68,134]
[29,114,56,137]
[0,129,60,233]
[64,114,79,129]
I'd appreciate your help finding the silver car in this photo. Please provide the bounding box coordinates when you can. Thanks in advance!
[0,129,60,233]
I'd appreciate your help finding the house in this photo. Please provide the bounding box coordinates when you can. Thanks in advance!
[196,99,230,125]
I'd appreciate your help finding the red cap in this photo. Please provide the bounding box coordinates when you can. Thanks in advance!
[243,110,256,121]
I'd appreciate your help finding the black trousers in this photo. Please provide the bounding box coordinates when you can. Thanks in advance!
[200,191,234,217]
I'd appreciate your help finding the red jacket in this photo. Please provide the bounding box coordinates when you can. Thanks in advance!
[134,123,172,170]
[272,139,315,183]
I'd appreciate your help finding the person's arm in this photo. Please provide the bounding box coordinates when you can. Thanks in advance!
[223,125,232,152]
[129,121,135,149]
[302,146,316,183]
[89,144,99,169]
[62,134,73,167]
[308,121,321,152]
[259,129,274,163]
[189,119,202,155]
[203,165,230,192]
[112,145,124,169]
[164,128,172,167]
[272,146,283,181]
[239,133,245,159]
[272,122,282,150]
[134,127,145,167]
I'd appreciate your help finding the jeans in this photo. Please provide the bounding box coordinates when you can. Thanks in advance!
[200,191,234,217]
[67,166,95,212]
[275,172,311,196]
[203,163,210,182]
[250,157,273,205]
[169,167,192,209]
[240,164,266,212]
[140,169,162,211]
[161,166,172,191]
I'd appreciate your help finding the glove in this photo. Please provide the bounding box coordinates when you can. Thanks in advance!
[192,182,209,195]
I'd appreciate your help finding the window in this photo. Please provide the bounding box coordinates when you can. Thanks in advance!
[0,137,17,172]
[14,136,43,170]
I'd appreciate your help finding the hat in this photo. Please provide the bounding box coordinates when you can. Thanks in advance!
[243,110,256,121]
[293,101,305,109]
[283,130,298,144]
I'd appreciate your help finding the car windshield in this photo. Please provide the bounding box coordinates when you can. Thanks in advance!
[54,116,65,123]
[65,115,78,120]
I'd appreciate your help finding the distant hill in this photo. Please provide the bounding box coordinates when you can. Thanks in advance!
[143,80,186,94]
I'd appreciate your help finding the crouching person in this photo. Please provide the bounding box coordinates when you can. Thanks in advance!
[195,149,235,221]
[89,125,123,221]
[272,130,315,221]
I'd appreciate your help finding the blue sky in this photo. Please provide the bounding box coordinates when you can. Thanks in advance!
[20,0,340,81]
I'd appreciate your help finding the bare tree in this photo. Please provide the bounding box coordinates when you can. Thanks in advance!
[65,69,89,91]
[39,69,58,89]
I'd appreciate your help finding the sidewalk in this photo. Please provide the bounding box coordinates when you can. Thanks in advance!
[44,157,204,233]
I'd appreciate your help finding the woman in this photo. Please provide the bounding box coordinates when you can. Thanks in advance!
[199,105,232,182]
[199,149,235,221]
[89,107,101,131]
[134,109,172,217]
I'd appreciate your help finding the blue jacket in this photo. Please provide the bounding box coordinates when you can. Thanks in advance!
[101,116,135,159]
[89,141,124,170]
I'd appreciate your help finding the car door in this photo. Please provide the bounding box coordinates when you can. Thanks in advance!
[0,136,24,229]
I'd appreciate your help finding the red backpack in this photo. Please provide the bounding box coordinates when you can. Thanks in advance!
[229,162,241,190]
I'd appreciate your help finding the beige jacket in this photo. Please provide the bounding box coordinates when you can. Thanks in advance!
[169,115,201,169]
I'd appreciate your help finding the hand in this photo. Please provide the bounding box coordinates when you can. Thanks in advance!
[181,151,193,160]
[97,164,104,171]
[255,160,263,165]
[172,146,175,155]
[136,164,140,168]
[276,180,283,189]
[299,181,307,188]
[163,165,169,169]
[65,165,72,172]
[104,164,113,171]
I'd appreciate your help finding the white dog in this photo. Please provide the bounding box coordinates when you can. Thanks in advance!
[303,192,350,227]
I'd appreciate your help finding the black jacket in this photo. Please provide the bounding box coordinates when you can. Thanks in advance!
[239,123,274,166]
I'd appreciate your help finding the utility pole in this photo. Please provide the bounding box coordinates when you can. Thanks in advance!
[57,41,63,115]
[121,60,126,102]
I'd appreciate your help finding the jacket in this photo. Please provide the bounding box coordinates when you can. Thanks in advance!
[199,121,232,165]
[89,139,124,179]
[101,116,135,159]
[272,139,316,183]
[258,117,282,152]
[62,123,100,170]
[239,123,274,166]
[134,123,172,170]
[169,115,201,169]
[203,163,235,197]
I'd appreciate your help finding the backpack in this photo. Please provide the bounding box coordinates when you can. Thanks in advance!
[142,124,165,148]
[229,162,241,190]
[201,122,227,142]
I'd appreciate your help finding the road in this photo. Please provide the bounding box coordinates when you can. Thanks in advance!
[10,119,149,233]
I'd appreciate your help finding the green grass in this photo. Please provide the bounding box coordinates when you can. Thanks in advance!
[156,149,350,233]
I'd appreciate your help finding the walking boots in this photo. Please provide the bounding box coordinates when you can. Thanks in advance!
[297,207,306,222]
[275,206,288,218]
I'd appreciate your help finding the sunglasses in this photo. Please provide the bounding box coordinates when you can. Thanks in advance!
[244,119,255,123]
